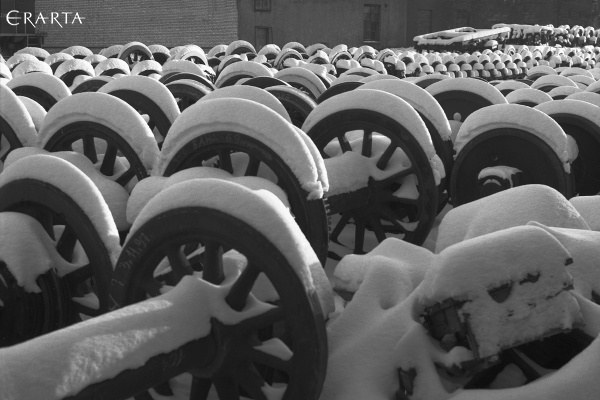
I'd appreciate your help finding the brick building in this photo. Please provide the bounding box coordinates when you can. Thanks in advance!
[2,0,238,54]
[2,1,598,56]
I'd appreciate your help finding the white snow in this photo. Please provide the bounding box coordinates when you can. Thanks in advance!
[548,85,582,98]
[359,79,453,141]
[569,196,600,231]
[37,92,160,176]
[17,95,46,132]
[98,75,181,124]
[161,60,206,77]
[201,85,291,124]
[6,72,71,104]
[0,212,84,293]
[94,58,131,76]
[454,104,571,172]
[274,67,327,99]
[531,74,578,90]
[565,91,600,108]
[493,80,531,93]
[425,76,508,106]
[478,165,522,186]
[11,60,53,77]
[215,60,274,87]
[158,97,325,200]
[131,60,163,76]
[54,59,95,80]
[435,184,590,253]
[0,84,38,148]
[0,154,121,266]
[505,87,553,105]
[128,178,334,315]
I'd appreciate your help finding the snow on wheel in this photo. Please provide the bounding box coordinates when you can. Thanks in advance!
[0,154,119,346]
[316,80,364,104]
[215,60,274,88]
[241,76,289,89]
[6,72,71,111]
[159,71,216,90]
[303,89,440,255]
[165,79,212,112]
[274,67,327,100]
[359,79,453,210]
[425,77,508,124]
[108,179,329,400]
[0,84,37,162]
[505,87,553,107]
[118,41,153,67]
[534,99,600,195]
[451,104,574,206]
[265,85,317,128]
[53,59,95,89]
[38,92,160,191]
[71,76,114,94]
[158,97,329,264]
[98,75,180,146]
[412,73,452,89]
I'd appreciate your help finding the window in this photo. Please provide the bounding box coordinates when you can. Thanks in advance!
[255,0,271,11]
[363,4,381,42]
[255,26,272,50]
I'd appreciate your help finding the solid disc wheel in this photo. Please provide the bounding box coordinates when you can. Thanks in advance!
[161,132,329,265]
[265,86,316,128]
[0,116,24,162]
[451,128,574,206]
[43,121,151,188]
[0,179,113,346]
[306,109,439,254]
[110,207,328,400]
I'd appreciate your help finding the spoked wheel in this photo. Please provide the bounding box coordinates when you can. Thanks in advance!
[109,204,327,400]
[0,179,114,346]
[451,128,574,206]
[166,80,212,112]
[43,121,152,188]
[119,43,153,66]
[8,85,60,111]
[161,132,329,265]
[265,86,317,128]
[160,72,217,90]
[316,81,363,104]
[71,77,113,94]
[306,109,439,254]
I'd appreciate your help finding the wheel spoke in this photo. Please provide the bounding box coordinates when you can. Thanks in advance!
[245,156,261,176]
[226,263,261,312]
[376,142,398,170]
[376,167,415,186]
[380,191,419,206]
[234,362,268,400]
[353,217,366,254]
[100,144,118,176]
[190,377,213,400]
[367,217,387,243]
[219,150,233,174]
[141,276,163,297]
[238,306,285,334]
[72,301,103,317]
[250,348,292,373]
[361,130,372,157]
[202,241,224,285]
[56,225,77,262]
[115,167,136,186]
[82,136,98,164]
[63,264,93,287]
[379,207,408,233]
[330,213,352,243]
[166,245,194,281]
[337,134,352,153]
[213,375,239,400]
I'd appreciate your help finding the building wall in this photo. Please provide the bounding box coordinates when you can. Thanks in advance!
[34,0,238,53]
[238,0,409,50]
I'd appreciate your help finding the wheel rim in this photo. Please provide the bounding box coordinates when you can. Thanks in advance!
[265,86,316,128]
[307,109,439,254]
[110,207,327,400]
[451,128,573,206]
[0,116,24,163]
[162,132,329,265]
[9,85,59,111]
[43,121,151,188]
[0,179,114,346]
